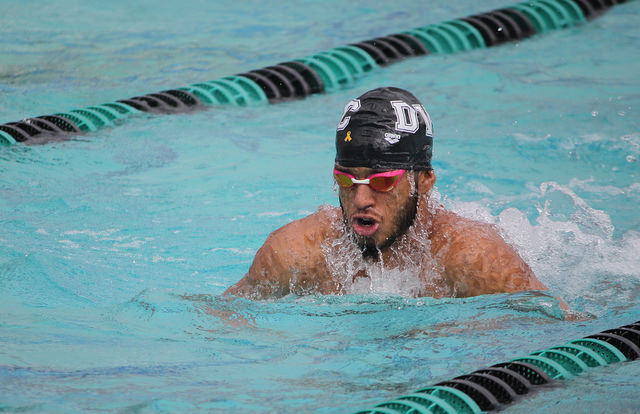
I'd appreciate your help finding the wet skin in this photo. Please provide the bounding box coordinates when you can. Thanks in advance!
[225,167,550,300]
[338,166,420,256]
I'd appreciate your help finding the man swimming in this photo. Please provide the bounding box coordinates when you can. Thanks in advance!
[226,87,549,299]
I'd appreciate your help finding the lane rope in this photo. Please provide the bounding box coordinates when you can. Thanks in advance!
[0,0,631,145]
[353,320,640,413]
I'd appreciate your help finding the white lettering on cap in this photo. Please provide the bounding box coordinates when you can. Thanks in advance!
[391,100,433,137]
[336,99,361,131]
[413,104,433,137]
[391,100,419,134]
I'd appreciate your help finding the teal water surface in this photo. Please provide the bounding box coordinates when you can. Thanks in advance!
[1,1,640,412]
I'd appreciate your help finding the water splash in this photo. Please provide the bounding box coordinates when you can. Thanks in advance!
[449,182,640,315]
[321,192,449,298]
[538,181,614,240]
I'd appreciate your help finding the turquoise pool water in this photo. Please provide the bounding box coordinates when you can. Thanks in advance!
[1,1,639,412]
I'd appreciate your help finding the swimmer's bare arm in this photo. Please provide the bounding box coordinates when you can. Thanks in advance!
[225,210,338,299]
[224,230,293,298]
[431,212,547,297]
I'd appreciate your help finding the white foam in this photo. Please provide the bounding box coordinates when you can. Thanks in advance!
[58,239,80,249]
[568,177,640,198]
[62,228,120,237]
[151,255,186,263]
[209,247,255,255]
[322,192,449,298]
[115,240,146,249]
[448,182,640,312]
[538,181,614,239]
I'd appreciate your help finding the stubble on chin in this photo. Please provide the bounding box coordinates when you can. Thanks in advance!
[340,192,419,260]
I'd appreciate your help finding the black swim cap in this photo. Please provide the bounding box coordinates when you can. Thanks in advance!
[335,87,433,171]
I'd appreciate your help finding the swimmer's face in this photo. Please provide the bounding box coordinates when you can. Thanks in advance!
[335,165,435,256]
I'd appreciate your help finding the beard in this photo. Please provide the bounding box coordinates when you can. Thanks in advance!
[341,191,419,260]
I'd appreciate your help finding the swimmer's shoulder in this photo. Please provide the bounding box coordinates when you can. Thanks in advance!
[226,205,341,298]
[427,208,545,296]
[256,205,341,272]
[428,208,492,249]
[269,204,342,249]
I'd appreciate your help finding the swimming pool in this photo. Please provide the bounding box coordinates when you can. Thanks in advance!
[1,0,639,412]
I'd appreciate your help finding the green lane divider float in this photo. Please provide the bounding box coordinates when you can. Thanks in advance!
[0,130,17,145]
[0,0,631,145]
[353,320,639,413]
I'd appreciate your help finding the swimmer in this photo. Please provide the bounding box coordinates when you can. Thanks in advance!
[226,87,552,300]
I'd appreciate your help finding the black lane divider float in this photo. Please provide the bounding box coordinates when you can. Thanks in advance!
[354,320,640,413]
[0,0,631,145]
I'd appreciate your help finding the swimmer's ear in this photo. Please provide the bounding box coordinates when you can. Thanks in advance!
[416,169,436,193]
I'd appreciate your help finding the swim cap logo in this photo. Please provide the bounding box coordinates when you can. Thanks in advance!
[345,131,352,142]
[384,132,401,144]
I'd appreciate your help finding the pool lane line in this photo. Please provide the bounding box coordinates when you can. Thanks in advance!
[352,320,640,414]
[0,0,632,146]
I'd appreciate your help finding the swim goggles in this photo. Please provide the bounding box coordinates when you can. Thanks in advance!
[333,168,405,192]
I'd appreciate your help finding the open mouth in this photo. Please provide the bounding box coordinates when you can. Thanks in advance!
[357,217,375,226]
[352,216,380,237]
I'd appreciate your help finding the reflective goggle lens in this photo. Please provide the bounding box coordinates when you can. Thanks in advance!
[369,175,399,192]
[333,170,405,192]
[334,172,354,188]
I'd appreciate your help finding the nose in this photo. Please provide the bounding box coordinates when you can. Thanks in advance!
[352,183,376,211]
